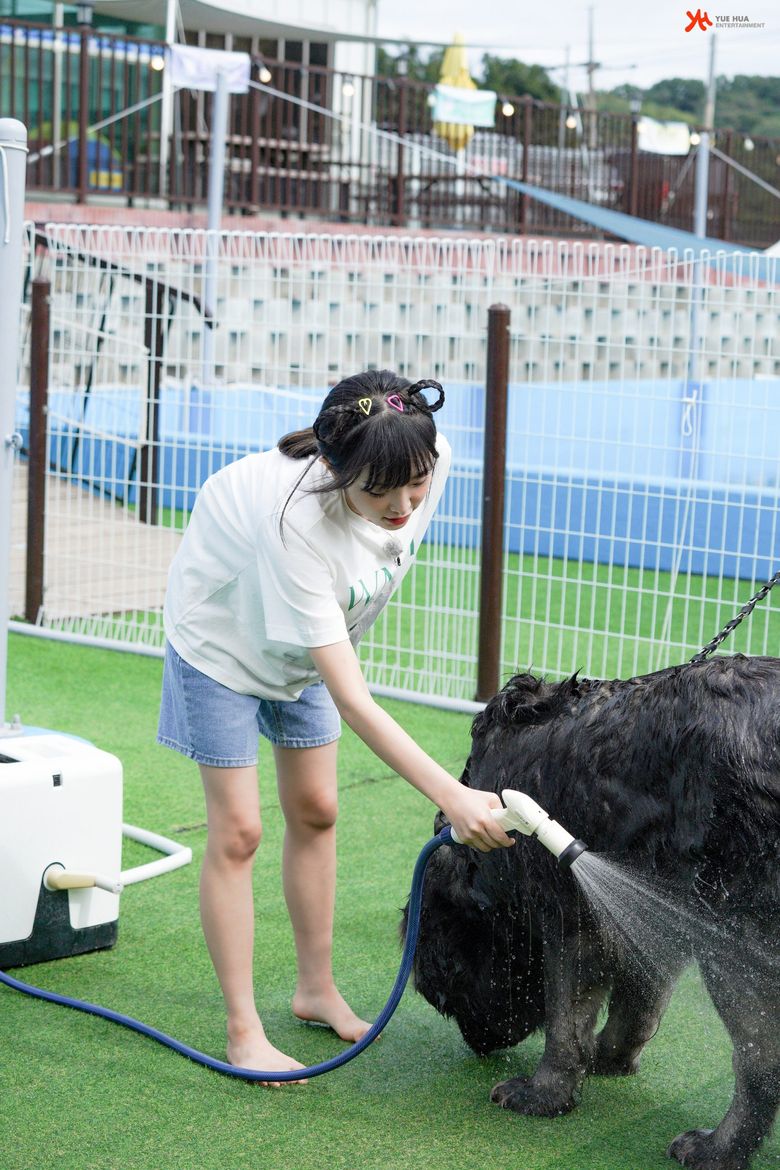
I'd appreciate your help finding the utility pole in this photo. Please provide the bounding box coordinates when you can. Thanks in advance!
[557,45,571,154]
[585,6,599,149]
[694,33,717,237]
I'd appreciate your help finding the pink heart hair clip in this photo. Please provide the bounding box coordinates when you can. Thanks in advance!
[386,394,404,413]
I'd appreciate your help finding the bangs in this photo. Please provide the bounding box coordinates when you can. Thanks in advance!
[349,417,437,493]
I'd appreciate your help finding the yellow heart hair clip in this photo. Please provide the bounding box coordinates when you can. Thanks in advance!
[358,397,372,416]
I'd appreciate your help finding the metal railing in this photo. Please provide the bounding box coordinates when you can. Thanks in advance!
[11,225,780,710]
[4,18,779,246]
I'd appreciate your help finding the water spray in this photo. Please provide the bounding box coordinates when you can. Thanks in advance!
[448,789,588,869]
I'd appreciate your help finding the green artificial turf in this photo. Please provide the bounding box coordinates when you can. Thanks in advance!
[1,634,777,1170]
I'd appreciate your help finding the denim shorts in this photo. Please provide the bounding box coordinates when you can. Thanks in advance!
[157,641,341,767]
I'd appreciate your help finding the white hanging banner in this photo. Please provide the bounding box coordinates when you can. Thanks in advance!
[168,44,250,95]
[637,117,692,156]
[431,84,497,128]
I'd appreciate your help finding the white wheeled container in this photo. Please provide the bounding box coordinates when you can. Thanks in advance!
[0,731,191,967]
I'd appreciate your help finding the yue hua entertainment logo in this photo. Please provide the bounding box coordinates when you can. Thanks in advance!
[684,9,766,29]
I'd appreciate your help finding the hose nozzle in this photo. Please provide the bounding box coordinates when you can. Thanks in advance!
[493,790,587,868]
[448,790,587,866]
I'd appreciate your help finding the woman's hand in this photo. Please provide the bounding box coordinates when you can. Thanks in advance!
[440,786,516,853]
[308,641,514,853]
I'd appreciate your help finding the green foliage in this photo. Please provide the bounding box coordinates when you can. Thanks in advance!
[376,46,445,85]
[716,74,780,136]
[644,77,706,116]
[479,55,561,103]
[376,47,560,100]
[601,73,780,138]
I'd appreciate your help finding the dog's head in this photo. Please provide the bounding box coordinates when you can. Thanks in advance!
[408,840,546,1055]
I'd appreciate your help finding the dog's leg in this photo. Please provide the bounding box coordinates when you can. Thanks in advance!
[668,949,780,1170]
[592,963,680,1076]
[491,925,606,1116]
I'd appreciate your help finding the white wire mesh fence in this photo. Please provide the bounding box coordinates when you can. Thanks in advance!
[11,225,780,707]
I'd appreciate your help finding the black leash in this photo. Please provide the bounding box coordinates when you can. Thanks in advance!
[689,570,780,664]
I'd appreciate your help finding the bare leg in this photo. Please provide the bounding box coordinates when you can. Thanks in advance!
[199,763,306,1083]
[274,742,371,1042]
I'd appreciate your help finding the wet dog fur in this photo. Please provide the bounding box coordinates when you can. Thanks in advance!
[406,655,780,1170]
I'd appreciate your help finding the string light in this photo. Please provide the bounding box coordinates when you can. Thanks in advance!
[342,77,356,98]
[501,100,515,117]
[258,65,272,84]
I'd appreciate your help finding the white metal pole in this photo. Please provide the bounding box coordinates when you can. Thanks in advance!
[158,0,177,197]
[0,120,29,731]
[203,68,229,384]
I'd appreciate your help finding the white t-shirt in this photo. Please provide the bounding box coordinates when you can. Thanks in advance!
[163,434,451,700]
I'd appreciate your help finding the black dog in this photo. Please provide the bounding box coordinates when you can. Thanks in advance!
[407,655,780,1170]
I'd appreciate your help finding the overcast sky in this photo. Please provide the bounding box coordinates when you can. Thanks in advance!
[375,0,779,92]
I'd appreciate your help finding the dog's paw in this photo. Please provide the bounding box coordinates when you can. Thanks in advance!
[590,1048,641,1077]
[667,1128,748,1170]
[490,1076,577,1117]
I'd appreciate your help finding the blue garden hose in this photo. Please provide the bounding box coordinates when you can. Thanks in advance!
[0,827,454,1083]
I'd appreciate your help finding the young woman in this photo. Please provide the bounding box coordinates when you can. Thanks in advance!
[157,369,513,1082]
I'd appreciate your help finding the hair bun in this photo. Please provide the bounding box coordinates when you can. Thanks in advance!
[408,379,445,413]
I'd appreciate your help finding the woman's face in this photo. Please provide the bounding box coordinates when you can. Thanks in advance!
[342,468,433,531]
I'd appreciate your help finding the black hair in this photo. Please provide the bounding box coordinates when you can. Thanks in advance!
[277,369,445,533]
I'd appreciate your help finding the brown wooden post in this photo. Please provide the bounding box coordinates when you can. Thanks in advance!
[520,96,532,234]
[26,278,50,623]
[139,281,165,525]
[476,304,511,703]
[628,114,639,217]
[721,129,734,242]
[393,78,407,227]
[249,76,260,210]
[77,24,91,203]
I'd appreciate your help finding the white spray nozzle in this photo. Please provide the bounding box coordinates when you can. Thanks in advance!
[492,790,550,837]
[449,789,587,868]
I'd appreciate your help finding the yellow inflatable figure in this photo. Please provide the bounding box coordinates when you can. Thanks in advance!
[433,34,476,153]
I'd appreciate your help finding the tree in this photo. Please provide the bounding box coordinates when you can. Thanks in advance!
[643,77,705,115]
[601,74,780,137]
[376,46,444,85]
[716,75,780,135]
[479,55,561,103]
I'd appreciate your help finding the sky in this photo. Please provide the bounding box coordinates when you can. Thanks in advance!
[375,0,779,92]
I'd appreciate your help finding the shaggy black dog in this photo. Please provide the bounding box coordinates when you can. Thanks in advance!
[407,654,780,1170]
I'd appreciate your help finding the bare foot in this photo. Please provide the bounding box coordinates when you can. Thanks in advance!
[292,986,373,1042]
[227,1024,308,1087]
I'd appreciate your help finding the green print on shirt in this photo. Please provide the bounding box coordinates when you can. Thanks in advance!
[346,540,416,612]
[348,566,393,611]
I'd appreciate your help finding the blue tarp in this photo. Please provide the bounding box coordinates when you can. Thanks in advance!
[497,176,779,283]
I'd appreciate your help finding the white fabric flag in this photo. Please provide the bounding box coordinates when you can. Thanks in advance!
[637,117,692,156]
[432,84,497,128]
[168,44,250,95]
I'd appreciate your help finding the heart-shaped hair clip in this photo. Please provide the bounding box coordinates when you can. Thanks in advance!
[357,397,372,416]
[386,394,404,413]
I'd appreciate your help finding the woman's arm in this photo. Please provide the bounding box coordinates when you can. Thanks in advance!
[309,640,514,853]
